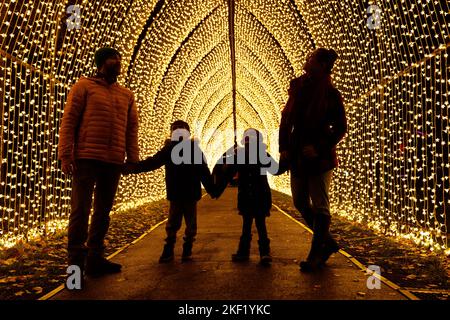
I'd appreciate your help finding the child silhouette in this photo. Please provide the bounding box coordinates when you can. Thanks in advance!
[212,128,287,265]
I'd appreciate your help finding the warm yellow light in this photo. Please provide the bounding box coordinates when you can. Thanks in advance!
[0,0,448,252]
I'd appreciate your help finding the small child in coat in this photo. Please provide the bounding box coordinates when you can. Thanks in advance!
[123,120,216,263]
[212,128,287,265]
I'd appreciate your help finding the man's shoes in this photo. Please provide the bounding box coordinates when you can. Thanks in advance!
[85,256,122,277]
[159,244,174,263]
[231,253,250,262]
[181,242,193,262]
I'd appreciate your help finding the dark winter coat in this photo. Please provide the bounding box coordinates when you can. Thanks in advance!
[279,74,347,175]
[213,144,286,217]
[129,138,214,201]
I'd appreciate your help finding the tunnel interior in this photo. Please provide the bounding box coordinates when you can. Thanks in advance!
[0,0,449,251]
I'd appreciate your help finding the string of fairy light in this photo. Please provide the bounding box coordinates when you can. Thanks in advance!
[0,0,448,252]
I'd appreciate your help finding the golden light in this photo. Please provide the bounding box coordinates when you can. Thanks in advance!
[0,1,448,252]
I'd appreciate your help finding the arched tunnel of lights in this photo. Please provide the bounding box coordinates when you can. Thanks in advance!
[0,1,449,251]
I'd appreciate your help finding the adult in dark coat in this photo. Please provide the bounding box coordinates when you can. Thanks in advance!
[279,48,347,271]
[213,129,287,265]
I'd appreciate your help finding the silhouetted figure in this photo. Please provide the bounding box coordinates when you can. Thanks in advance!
[58,48,139,279]
[213,129,286,266]
[279,48,347,272]
[123,120,216,263]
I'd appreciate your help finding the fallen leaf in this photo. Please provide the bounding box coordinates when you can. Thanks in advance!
[33,287,43,294]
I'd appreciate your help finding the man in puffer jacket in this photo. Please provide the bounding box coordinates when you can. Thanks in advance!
[58,47,139,279]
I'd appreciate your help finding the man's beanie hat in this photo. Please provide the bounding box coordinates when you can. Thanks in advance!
[94,47,121,68]
[315,48,338,74]
[171,120,190,132]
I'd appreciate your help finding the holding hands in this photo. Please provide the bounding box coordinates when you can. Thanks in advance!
[302,145,318,159]
[121,162,140,175]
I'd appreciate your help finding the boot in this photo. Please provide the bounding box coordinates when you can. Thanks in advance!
[232,236,251,262]
[300,207,314,229]
[181,241,193,262]
[159,243,174,263]
[258,239,272,266]
[300,214,330,272]
[320,234,340,265]
[85,255,122,277]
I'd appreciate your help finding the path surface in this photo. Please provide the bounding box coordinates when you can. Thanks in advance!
[53,187,405,300]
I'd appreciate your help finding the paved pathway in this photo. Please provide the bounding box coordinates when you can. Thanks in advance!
[53,187,406,300]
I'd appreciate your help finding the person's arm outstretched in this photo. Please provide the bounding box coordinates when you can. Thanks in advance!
[211,148,238,198]
[123,141,171,175]
[261,152,289,176]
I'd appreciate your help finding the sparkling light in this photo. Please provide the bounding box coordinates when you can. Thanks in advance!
[0,0,448,252]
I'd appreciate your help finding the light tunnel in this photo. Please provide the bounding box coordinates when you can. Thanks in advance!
[0,0,449,252]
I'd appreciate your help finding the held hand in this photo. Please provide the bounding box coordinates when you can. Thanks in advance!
[280,151,289,162]
[302,145,318,158]
[61,159,76,175]
[277,151,290,175]
[122,162,138,175]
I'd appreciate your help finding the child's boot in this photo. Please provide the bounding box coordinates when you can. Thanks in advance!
[258,239,272,265]
[181,241,193,262]
[159,243,174,263]
[232,236,251,262]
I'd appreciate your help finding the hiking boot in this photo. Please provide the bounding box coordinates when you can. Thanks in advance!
[258,239,272,266]
[159,244,174,263]
[300,214,330,272]
[320,238,340,265]
[232,236,251,262]
[85,256,122,277]
[181,242,193,262]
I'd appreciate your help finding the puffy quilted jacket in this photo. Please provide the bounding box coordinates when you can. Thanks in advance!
[58,76,139,164]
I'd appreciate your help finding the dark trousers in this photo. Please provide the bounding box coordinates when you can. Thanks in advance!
[290,169,336,248]
[238,215,270,256]
[290,169,333,224]
[241,215,268,242]
[68,159,121,264]
[165,200,197,245]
